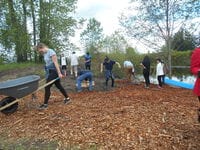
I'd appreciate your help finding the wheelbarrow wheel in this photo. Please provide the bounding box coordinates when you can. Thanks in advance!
[0,97,18,114]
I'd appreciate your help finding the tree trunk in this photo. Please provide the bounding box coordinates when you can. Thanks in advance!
[30,0,37,62]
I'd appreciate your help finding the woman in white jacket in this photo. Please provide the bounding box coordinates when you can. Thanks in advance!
[156,58,164,88]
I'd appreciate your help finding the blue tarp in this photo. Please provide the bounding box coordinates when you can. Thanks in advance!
[165,77,194,90]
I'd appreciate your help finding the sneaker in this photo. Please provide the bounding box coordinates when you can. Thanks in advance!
[39,104,48,110]
[158,86,162,89]
[64,97,71,104]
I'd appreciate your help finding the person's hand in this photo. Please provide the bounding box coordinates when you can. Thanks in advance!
[58,72,64,78]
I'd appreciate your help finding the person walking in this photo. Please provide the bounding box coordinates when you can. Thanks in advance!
[84,52,92,70]
[140,55,151,88]
[76,70,93,92]
[156,58,164,88]
[70,51,79,77]
[123,60,134,82]
[101,56,121,88]
[36,43,71,109]
[190,46,200,122]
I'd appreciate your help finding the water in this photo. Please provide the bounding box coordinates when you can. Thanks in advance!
[137,75,196,85]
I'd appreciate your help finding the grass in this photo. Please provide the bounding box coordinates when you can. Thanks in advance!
[0,136,99,150]
[0,62,41,72]
[0,134,58,150]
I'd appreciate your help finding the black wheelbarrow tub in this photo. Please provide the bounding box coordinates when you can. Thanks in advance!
[0,75,40,99]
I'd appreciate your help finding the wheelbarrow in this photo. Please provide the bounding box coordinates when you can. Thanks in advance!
[0,75,58,114]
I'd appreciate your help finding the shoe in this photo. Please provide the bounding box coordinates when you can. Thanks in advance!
[198,109,200,123]
[158,86,162,89]
[64,97,71,104]
[39,104,48,110]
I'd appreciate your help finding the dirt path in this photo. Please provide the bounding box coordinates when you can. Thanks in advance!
[0,81,199,149]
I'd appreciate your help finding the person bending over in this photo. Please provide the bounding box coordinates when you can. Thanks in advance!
[77,70,93,92]
[123,60,135,82]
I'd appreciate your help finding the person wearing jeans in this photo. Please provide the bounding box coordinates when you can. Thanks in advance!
[101,56,121,88]
[76,70,93,92]
[190,46,200,122]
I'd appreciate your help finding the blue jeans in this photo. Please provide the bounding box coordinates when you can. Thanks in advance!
[77,72,93,91]
[105,70,115,87]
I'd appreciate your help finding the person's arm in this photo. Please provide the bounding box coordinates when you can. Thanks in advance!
[140,62,146,69]
[52,55,63,78]
[100,63,104,72]
[116,62,121,68]
[191,49,200,77]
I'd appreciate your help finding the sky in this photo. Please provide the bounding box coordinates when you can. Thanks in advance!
[70,0,138,55]
[75,0,130,35]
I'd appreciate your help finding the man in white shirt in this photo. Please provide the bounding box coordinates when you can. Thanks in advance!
[70,51,79,77]
[123,60,134,82]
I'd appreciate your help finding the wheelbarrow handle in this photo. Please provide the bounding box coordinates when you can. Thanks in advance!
[36,77,59,91]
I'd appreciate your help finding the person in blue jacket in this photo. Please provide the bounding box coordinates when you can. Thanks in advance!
[84,52,92,70]
[77,70,93,92]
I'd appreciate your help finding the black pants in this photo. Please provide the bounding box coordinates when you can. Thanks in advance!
[143,69,150,87]
[157,75,162,87]
[162,75,165,84]
[44,70,68,104]
[85,64,91,70]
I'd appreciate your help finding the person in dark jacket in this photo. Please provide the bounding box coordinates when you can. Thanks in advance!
[84,52,92,70]
[190,46,200,122]
[140,55,151,88]
[101,56,121,88]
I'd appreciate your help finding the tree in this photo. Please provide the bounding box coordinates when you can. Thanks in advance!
[80,18,104,53]
[171,29,196,51]
[0,0,78,62]
[102,31,128,53]
[120,0,200,76]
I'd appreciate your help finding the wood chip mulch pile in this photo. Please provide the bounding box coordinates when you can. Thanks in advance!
[0,83,200,149]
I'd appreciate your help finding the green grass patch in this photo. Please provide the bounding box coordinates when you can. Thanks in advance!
[0,62,41,72]
[0,136,58,150]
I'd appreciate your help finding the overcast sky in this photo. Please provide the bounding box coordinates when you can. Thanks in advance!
[75,0,130,35]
